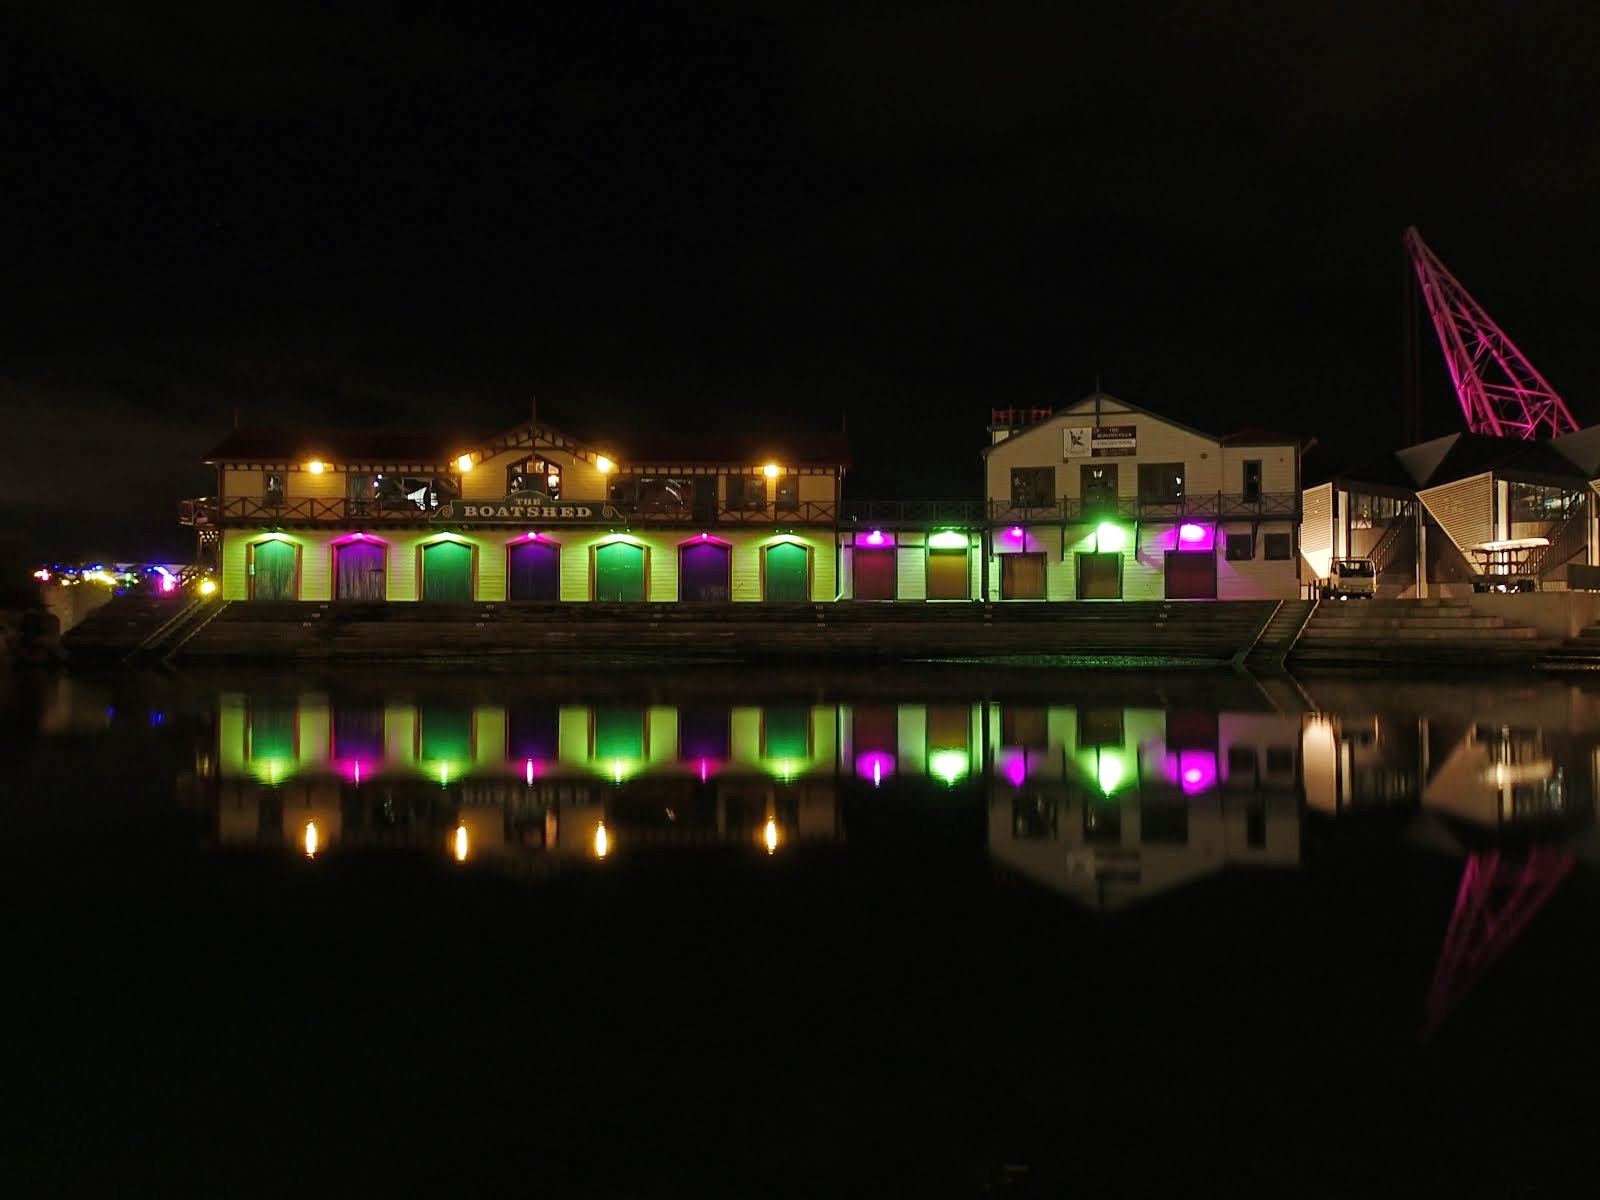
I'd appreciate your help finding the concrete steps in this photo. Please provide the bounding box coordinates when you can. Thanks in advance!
[1290,600,1553,667]
[1244,600,1316,672]
[1537,624,1600,670]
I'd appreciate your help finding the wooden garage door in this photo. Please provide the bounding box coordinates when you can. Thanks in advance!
[854,548,896,600]
[1076,552,1121,600]
[927,549,969,600]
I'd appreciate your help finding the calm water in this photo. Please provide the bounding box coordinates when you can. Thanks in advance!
[4,666,1598,1197]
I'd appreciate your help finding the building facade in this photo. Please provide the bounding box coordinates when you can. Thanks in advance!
[981,394,1303,601]
[184,421,850,604]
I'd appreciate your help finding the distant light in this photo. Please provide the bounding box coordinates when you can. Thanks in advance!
[350,532,365,540]
[84,570,118,585]
[453,823,469,862]
[1095,522,1126,553]
[864,530,886,546]
[700,532,709,540]
[303,821,318,859]
[307,460,325,474]
[456,454,474,473]
[927,530,968,549]
[1178,522,1208,545]
[764,818,779,854]
[198,579,217,596]
[595,455,615,474]
[155,566,177,593]
[594,822,609,859]
[33,568,50,581]
[525,758,535,786]
[763,463,780,479]
[1009,526,1023,538]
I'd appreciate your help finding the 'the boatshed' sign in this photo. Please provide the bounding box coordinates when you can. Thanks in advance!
[1063,425,1137,459]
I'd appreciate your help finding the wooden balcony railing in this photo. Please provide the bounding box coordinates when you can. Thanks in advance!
[180,495,843,527]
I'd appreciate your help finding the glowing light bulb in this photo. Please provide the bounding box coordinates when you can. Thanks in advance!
[456,454,473,473]
[198,579,217,595]
[595,455,614,474]
[763,463,780,479]
[307,460,325,474]
[594,822,609,859]
[304,821,318,858]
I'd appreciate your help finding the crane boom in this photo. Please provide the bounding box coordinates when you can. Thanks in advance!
[1404,226,1577,438]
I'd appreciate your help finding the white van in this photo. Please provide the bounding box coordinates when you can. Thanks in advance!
[1322,558,1376,600]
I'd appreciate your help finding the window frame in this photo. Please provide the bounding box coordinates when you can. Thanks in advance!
[1137,462,1185,505]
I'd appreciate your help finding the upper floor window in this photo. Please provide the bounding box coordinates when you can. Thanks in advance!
[1009,466,1056,508]
[374,474,458,511]
[1138,463,1184,504]
[1242,460,1262,502]
[264,473,285,505]
[725,475,765,511]
[507,457,560,499]
[1081,464,1118,506]
[775,475,800,513]
[1509,484,1581,523]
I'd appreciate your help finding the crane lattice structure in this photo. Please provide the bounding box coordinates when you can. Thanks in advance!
[1405,226,1578,439]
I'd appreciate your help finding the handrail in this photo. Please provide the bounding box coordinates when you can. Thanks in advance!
[130,595,211,657]
[162,600,231,661]
[1276,600,1320,671]
[1233,600,1284,669]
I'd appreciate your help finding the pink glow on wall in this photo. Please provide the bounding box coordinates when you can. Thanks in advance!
[855,751,895,786]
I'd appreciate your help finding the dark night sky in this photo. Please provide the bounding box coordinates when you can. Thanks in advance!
[7,1,1600,559]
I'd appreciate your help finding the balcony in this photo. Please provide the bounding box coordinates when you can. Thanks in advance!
[180,495,843,528]
[988,492,1302,525]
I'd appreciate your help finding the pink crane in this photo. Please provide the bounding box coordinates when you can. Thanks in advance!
[1405,226,1578,439]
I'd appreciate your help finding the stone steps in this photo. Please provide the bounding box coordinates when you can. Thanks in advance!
[1288,598,1552,667]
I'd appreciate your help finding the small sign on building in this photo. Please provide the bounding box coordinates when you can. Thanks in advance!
[1063,425,1137,459]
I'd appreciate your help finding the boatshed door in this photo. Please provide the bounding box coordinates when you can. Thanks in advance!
[1164,550,1217,600]
[421,541,473,602]
[250,539,298,601]
[507,540,560,602]
[927,549,969,600]
[764,542,809,601]
[680,542,730,602]
[335,540,387,601]
[595,542,646,603]
[853,548,896,600]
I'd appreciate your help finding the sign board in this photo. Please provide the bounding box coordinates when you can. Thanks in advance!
[1063,425,1137,459]
[433,495,621,523]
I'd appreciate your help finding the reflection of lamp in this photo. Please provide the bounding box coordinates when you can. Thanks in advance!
[304,821,318,859]
[594,822,609,859]
[764,818,779,854]
[930,749,968,786]
[454,824,469,862]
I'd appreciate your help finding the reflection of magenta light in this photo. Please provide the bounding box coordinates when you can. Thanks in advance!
[1167,749,1217,795]
[1178,523,1208,545]
[864,530,886,546]
[525,758,536,786]
[699,758,709,783]
[855,751,895,785]
[998,750,1028,788]
[340,759,376,784]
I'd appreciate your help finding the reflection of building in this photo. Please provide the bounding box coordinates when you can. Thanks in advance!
[985,704,1304,910]
[1300,712,1422,816]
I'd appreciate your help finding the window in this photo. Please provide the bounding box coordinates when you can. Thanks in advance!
[375,474,457,511]
[1228,745,1258,778]
[1225,533,1254,561]
[1078,708,1123,748]
[725,475,765,511]
[1242,460,1262,502]
[1081,464,1118,508]
[1141,801,1188,846]
[1009,466,1055,508]
[775,475,800,513]
[1011,796,1056,840]
[1265,746,1295,776]
[1264,532,1293,560]
[1510,484,1581,523]
[263,473,285,505]
[1138,462,1184,504]
[508,457,560,498]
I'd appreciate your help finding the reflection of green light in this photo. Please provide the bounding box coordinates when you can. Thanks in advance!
[764,709,810,759]
[927,530,968,550]
[248,757,296,785]
[1096,522,1126,552]
[419,708,471,763]
[595,709,645,760]
[763,756,811,780]
[1097,754,1123,795]
[600,758,642,783]
[930,750,968,786]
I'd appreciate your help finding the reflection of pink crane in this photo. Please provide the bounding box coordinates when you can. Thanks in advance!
[1405,227,1579,439]
[1423,845,1573,1038]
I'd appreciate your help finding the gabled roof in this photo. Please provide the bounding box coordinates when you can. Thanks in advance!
[981,392,1300,458]
[1413,433,1591,489]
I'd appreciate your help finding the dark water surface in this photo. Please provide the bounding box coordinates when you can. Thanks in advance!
[4,666,1598,1198]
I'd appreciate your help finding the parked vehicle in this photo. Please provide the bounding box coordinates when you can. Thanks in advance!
[1321,558,1376,600]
